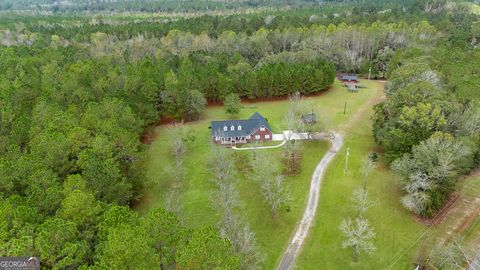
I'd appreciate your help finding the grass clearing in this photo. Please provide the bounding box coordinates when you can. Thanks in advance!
[295,81,424,270]
[137,80,422,269]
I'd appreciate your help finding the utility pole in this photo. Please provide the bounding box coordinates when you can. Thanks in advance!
[344,147,350,174]
[368,66,372,80]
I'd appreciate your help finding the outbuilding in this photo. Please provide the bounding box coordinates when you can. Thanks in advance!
[301,113,317,124]
[340,75,358,83]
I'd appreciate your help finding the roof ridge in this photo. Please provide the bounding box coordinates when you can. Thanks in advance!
[249,112,265,120]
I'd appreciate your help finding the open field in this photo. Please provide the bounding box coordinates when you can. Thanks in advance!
[138,80,424,269]
[138,110,331,269]
[295,81,426,270]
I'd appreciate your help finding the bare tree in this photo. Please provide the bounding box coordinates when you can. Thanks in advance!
[360,155,377,190]
[428,240,480,270]
[163,188,182,216]
[251,139,260,161]
[251,152,289,220]
[430,242,464,269]
[170,125,186,167]
[219,214,264,270]
[466,247,480,270]
[351,188,375,216]
[163,124,187,215]
[209,147,264,269]
[283,92,304,139]
[340,217,376,262]
[210,147,239,220]
[164,160,186,187]
[251,151,277,183]
[261,175,290,220]
[283,92,305,175]
[210,147,236,186]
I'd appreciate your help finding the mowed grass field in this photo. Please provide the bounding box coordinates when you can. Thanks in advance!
[137,80,424,269]
[295,82,424,269]
[462,177,480,246]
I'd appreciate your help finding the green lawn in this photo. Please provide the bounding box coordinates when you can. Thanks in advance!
[429,175,480,247]
[463,179,480,245]
[295,82,425,269]
[137,80,423,269]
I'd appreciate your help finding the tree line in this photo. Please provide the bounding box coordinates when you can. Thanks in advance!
[372,45,480,217]
[0,49,242,268]
[0,0,409,13]
[1,18,437,74]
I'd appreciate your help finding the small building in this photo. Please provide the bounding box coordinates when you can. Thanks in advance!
[301,112,317,124]
[210,112,273,145]
[340,75,358,83]
[347,83,359,92]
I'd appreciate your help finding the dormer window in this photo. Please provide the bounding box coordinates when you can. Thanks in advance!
[223,126,228,131]
[230,125,235,131]
[238,125,242,130]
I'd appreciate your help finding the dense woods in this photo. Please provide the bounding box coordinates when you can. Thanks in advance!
[0,0,413,13]
[372,2,480,217]
[0,0,479,268]
[373,48,480,217]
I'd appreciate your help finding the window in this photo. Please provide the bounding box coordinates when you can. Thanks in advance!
[265,134,270,139]
[260,126,265,131]
[231,125,235,131]
[223,126,227,131]
[238,125,242,130]
[255,135,260,140]
[215,137,219,141]
[246,135,251,139]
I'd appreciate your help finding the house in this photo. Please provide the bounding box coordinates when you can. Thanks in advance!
[340,75,358,83]
[301,112,316,124]
[210,112,273,145]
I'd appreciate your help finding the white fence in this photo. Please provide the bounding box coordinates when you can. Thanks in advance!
[272,131,311,141]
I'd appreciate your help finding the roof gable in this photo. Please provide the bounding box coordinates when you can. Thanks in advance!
[341,75,358,81]
[249,112,265,120]
[249,112,271,130]
[301,113,316,123]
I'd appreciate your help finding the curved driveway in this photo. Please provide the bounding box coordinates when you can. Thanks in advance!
[277,132,343,270]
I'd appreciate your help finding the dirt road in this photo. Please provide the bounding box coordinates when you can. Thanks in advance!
[277,132,343,270]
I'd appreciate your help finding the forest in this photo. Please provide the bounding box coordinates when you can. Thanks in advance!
[0,0,415,13]
[0,0,479,269]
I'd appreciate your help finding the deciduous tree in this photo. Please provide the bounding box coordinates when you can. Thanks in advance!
[339,217,376,262]
[224,93,241,117]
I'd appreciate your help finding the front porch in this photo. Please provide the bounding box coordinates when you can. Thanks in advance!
[219,136,247,145]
